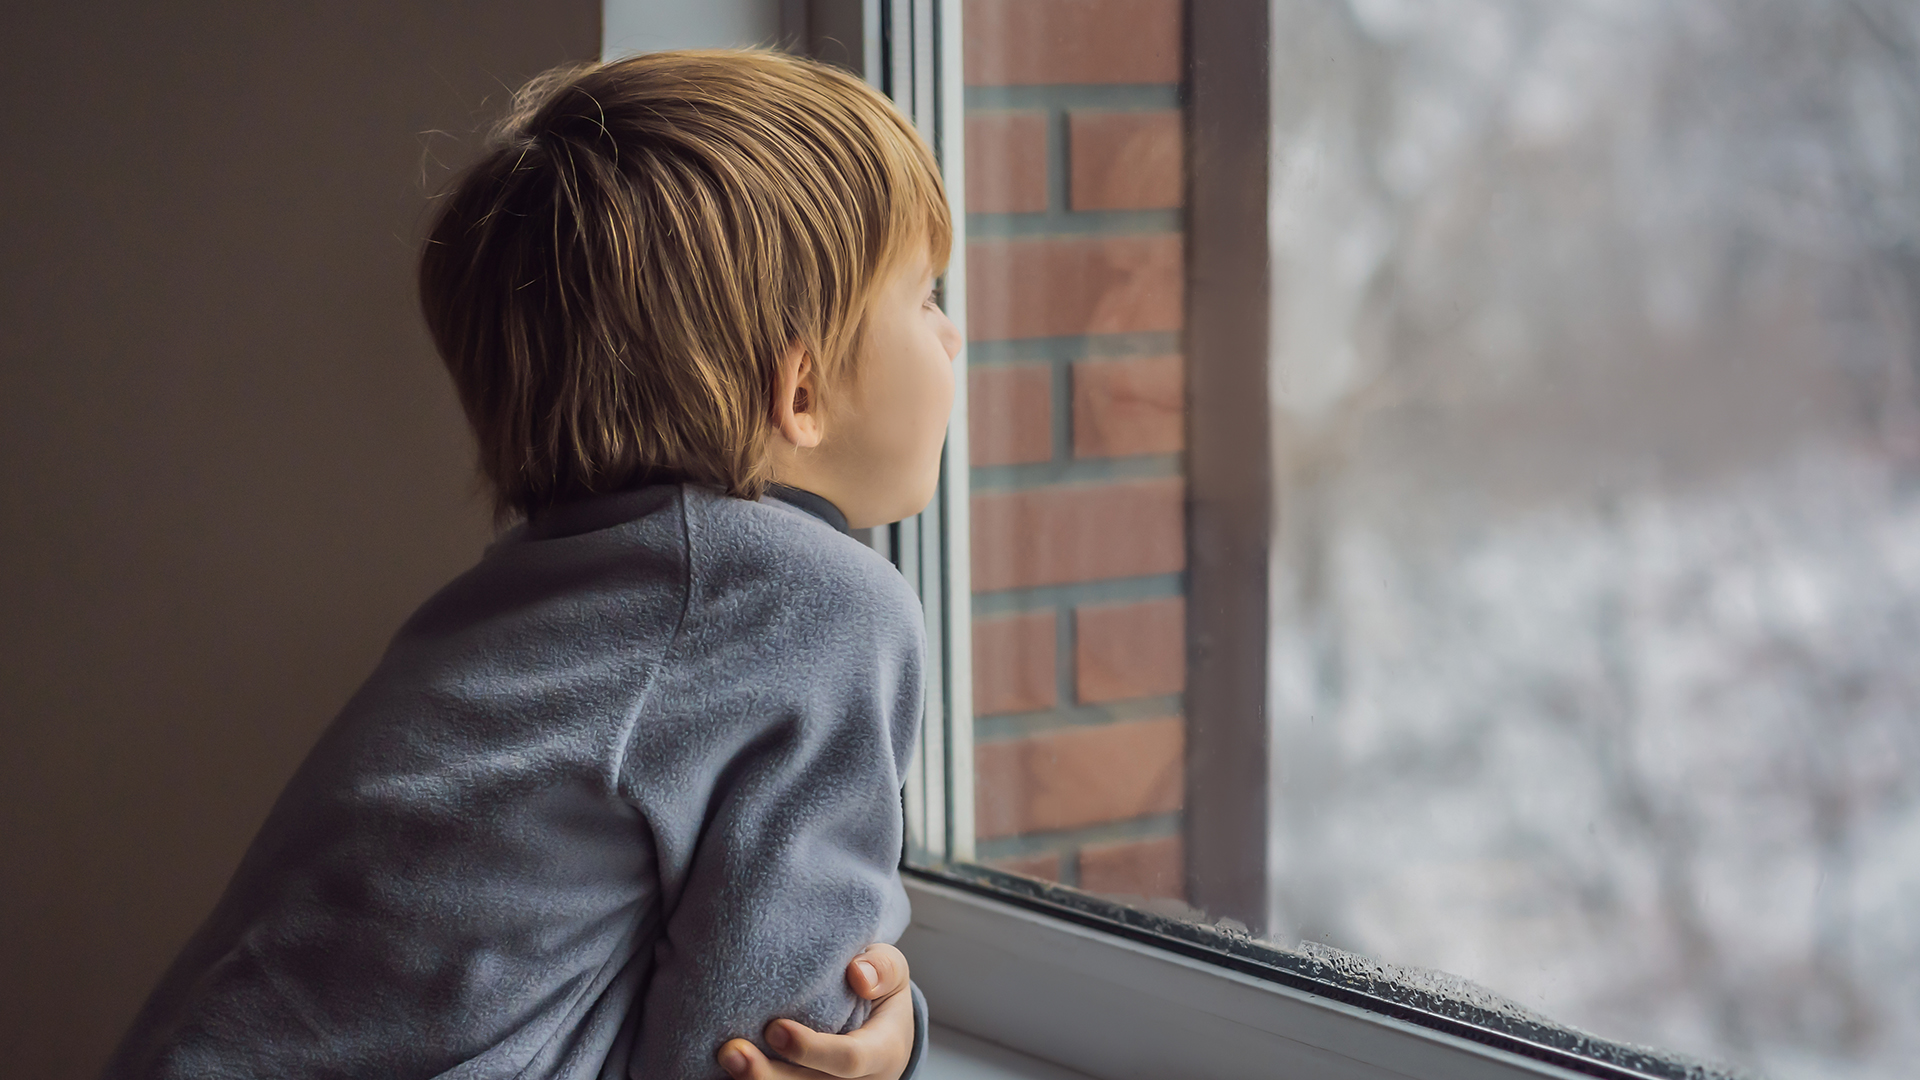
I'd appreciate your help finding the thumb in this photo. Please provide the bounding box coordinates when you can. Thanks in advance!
[847,942,909,1001]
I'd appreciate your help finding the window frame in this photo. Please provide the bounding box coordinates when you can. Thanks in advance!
[899,871,1630,1080]
[783,3,1707,1077]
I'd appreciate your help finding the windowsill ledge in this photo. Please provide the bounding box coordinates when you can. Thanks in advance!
[900,875,1591,1080]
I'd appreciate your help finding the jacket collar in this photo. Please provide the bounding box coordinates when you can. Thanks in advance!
[765,484,851,535]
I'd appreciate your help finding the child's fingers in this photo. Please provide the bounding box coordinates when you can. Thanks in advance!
[765,1020,873,1078]
[723,951,913,1080]
[845,942,909,1001]
[765,986,913,1079]
[717,1036,827,1080]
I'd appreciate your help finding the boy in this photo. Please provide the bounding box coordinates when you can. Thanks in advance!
[103,49,960,1080]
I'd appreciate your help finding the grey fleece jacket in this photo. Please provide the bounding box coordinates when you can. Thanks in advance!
[102,482,929,1080]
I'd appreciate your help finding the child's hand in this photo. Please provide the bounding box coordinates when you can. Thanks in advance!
[716,944,915,1080]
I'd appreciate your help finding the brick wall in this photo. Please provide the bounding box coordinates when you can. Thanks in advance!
[963,0,1188,903]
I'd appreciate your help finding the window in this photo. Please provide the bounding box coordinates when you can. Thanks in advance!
[779,2,1920,1078]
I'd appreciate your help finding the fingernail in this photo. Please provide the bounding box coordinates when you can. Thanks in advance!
[768,1024,792,1052]
[854,959,878,988]
[719,1047,748,1076]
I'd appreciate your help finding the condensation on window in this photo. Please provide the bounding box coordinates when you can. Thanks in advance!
[948,863,1743,1080]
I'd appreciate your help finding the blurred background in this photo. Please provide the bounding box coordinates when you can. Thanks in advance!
[1260,4,1920,1074]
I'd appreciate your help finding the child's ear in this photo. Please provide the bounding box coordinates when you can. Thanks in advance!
[772,340,825,450]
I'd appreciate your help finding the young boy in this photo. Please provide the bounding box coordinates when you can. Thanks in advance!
[103,49,960,1080]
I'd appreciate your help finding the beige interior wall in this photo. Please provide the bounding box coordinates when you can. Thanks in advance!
[0,4,599,1074]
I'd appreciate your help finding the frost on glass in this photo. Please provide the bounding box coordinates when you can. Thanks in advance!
[1265,2,1920,1078]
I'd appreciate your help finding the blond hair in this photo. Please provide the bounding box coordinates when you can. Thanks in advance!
[418,49,950,520]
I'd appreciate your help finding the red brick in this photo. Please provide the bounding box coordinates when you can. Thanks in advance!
[964,0,1183,86]
[1070,110,1183,210]
[966,112,1050,214]
[974,717,1184,839]
[968,234,1184,342]
[1075,597,1184,703]
[1079,835,1184,899]
[988,851,1063,883]
[972,478,1184,592]
[969,364,1053,466]
[1072,355,1183,458]
[973,611,1058,716]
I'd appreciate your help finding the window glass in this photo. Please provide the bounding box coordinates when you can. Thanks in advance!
[915,2,1920,1078]
[1260,4,1920,1076]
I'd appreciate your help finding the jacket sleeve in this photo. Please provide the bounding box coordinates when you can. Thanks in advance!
[905,982,930,1078]
[621,506,926,1079]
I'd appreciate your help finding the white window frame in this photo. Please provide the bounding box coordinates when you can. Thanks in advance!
[899,875,1603,1080]
[870,3,1677,1076]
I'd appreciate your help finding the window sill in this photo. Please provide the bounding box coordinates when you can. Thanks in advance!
[900,874,1593,1080]
[923,1025,1098,1080]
